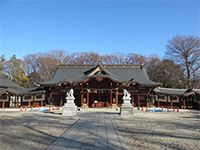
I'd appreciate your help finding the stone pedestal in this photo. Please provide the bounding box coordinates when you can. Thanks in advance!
[120,97,134,116]
[62,98,77,116]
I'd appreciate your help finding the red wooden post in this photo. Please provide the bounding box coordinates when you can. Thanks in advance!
[171,100,173,109]
[110,90,112,107]
[116,89,118,107]
[138,94,140,107]
[28,99,31,108]
[158,95,160,107]
[177,107,179,112]
[166,96,169,108]
[183,99,186,109]
[49,106,51,112]
[40,95,43,107]
[173,107,175,112]
[87,91,89,107]
[2,101,5,108]
[81,91,83,107]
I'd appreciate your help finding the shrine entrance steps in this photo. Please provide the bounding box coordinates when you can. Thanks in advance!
[80,107,120,113]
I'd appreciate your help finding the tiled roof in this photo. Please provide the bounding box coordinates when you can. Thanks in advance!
[154,87,187,95]
[0,77,24,89]
[41,62,159,86]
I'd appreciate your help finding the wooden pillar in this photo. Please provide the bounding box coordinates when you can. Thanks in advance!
[137,94,140,107]
[8,95,11,108]
[170,96,173,109]
[166,96,169,107]
[81,92,83,107]
[60,99,63,107]
[110,90,112,106]
[151,95,154,106]
[158,95,160,107]
[32,95,35,107]
[16,96,19,108]
[177,96,180,108]
[2,101,5,108]
[50,92,52,99]
[155,95,158,106]
[14,95,16,107]
[40,95,43,107]
[21,96,23,107]
[87,91,89,107]
[186,96,189,109]
[28,98,31,107]
[193,96,196,109]
[191,96,194,109]
[183,97,186,109]
[115,89,118,106]
[49,92,51,105]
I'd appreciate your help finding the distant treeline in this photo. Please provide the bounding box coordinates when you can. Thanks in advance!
[0,35,199,88]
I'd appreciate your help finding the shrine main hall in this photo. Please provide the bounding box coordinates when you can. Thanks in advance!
[40,61,159,108]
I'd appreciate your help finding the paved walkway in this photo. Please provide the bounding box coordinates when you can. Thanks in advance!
[47,112,126,150]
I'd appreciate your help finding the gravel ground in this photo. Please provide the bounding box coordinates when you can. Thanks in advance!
[115,111,200,150]
[0,109,199,150]
[0,111,77,150]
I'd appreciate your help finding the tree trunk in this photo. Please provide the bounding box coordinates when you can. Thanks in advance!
[185,60,191,89]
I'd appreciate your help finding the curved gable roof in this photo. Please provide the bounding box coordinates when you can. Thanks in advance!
[41,62,159,86]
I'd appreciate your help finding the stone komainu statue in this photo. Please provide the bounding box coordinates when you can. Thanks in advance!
[123,89,131,99]
[66,89,75,99]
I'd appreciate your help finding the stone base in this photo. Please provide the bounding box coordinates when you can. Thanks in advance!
[120,106,134,116]
[120,97,134,116]
[62,103,77,116]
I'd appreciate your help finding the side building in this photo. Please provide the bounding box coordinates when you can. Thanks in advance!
[0,77,45,108]
[0,77,24,108]
[154,87,200,109]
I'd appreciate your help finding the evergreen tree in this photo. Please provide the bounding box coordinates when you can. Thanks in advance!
[4,55,30,87]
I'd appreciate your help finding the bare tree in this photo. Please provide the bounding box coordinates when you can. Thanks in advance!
[101,54,112,64]
[24,50,68,83]
[102,53,126,64]
[0,55,5,77]
[68,52,100,65]
[146,56,162,81]
[126,53,147,65]
[145,56,185,88]
[50,49,67,64]
[24,54,39,75]
[166,35,200,88]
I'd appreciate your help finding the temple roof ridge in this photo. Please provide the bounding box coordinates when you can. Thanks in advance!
[57,63,144,69]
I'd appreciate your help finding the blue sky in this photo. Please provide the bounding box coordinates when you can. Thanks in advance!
[0,0,200,59]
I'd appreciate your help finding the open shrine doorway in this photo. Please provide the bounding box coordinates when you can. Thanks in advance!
[89,91,110,108]
[81,89,119,108]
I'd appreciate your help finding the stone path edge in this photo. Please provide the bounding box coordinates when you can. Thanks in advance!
[46,118,80,150]
[111,117,127,150]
